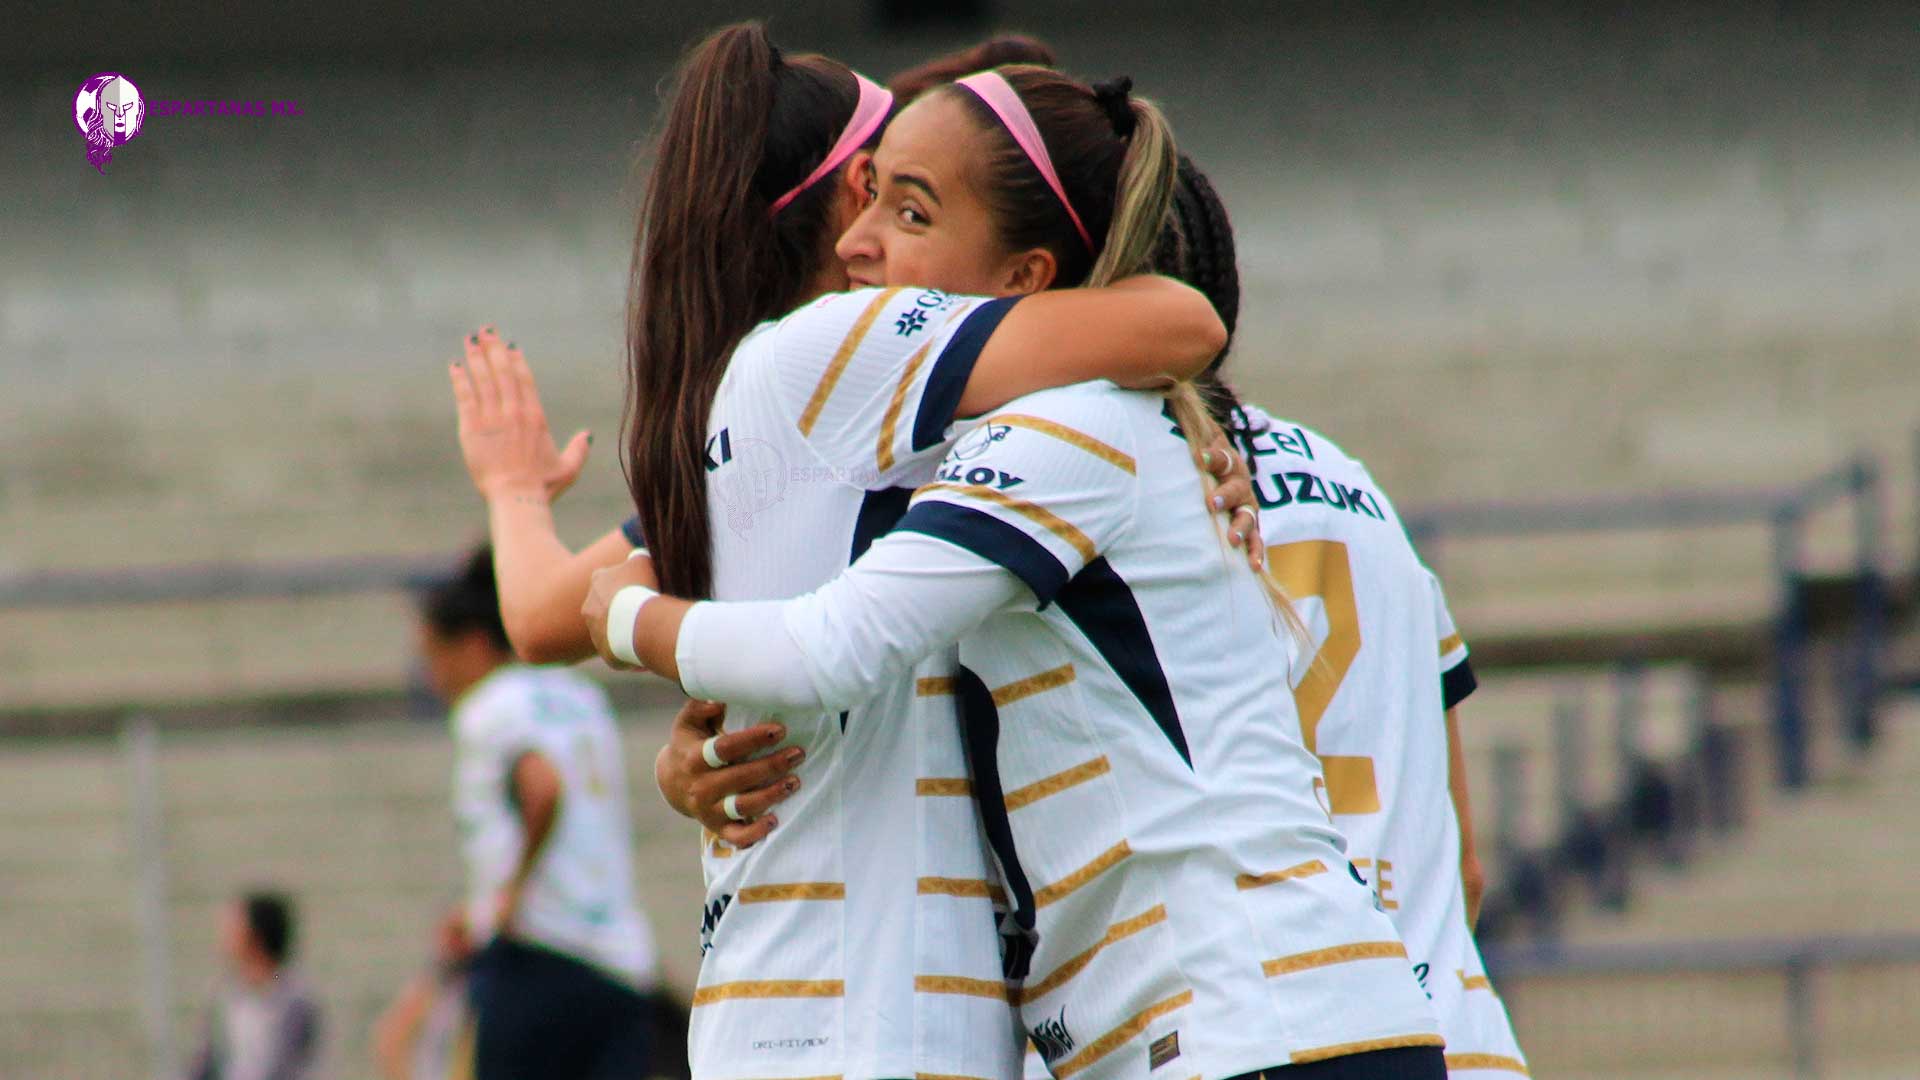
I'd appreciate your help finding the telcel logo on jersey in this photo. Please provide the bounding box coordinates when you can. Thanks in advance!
[75,72,145,175]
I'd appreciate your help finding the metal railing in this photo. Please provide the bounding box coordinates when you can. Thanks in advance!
[1405,454,1893,789]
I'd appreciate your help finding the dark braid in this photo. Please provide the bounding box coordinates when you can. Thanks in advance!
[1155,154,1256,436]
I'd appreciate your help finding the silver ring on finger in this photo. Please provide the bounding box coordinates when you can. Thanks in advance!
[722,793,749,823]
[702,735,728,770]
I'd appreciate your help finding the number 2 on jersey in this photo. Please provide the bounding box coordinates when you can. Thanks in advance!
[1265,540,1380,815]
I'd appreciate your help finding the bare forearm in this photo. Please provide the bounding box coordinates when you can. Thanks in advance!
[1446,707,1486,925]
[509,754,563,888]
[489,499,635,663]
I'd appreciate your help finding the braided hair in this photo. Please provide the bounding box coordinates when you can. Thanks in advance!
[1154,155,1256,440]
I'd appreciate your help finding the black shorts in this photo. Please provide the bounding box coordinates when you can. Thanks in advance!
[1229,1046,1449,1080]
[467,937,654,1080]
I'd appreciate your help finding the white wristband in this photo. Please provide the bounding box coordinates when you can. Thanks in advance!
[607,584,658,668]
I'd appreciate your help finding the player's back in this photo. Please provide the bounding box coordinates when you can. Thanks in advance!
[689,286,1022,1080]
[1235,403,1526,1075]
[905,383,1440,1080]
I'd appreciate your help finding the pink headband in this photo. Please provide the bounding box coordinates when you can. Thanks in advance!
[769,71,894,217]
[955,71,1095,254]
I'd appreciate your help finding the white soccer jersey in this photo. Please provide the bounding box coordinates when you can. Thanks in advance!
[451,663,657,988]
[675,382,1444,1080]
[1233,404,1526,1078]
[686,286,1025,1080]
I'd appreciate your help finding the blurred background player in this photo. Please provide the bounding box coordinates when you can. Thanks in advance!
[415,546,661,1080]
[184,890,323,1080]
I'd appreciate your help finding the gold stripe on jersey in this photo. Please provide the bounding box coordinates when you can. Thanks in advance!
[736,882,846,903]
[915,482,1098,563]
[1445,1053,1530,1074]
[918,877,1010,904]
[1320,755,1382,815]
[917,777,973,796]
[702,829,734,859]
[1011,904,1166,1005]
[1457,970,1494,992]
[991,664,1077,707]
[916,675,957,696]
[798,287,903,437]
[1234,858,1329,891]
[691,980,845,1006]
[1050,989,1193,1079]
[986,414,1137,475]
[1439,633,1465,657]
[1004,756,1110,811]
[1261,940,1407,977]
[1290,1033,1445,1065]
[875,338,937,473]
[913,975,1009,1001]
[1034,840,1132,908]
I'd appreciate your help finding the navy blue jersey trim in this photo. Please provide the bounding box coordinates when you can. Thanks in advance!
[1055,557,1191,767]
[912,296,1020,451]
[850,486,914,562]
[954,665,1038,980]
[894,500,1071,607]
[1442,658,1478,711]
[620,515,646,550]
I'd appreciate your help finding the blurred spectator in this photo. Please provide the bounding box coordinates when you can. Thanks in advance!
[416,545,661,1080]
[184,890,323,1080]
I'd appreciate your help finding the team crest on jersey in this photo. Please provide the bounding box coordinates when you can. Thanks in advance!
[951,422,1011,461]
[1030,1007,1075,1063]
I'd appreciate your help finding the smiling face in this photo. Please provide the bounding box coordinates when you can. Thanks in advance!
[835,92,1057,298]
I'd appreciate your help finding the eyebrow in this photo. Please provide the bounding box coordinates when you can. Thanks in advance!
[893,169,942,207]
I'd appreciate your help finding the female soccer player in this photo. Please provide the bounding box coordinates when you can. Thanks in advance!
[454,24,1263,1080]
[1166,160,1529,1079]
[587,70,1446,1080]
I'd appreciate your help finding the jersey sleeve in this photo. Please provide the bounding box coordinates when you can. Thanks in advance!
[675,531,1029,714]
[464,683,555,768]
[769,287,1020,484]
[1430,570,1477,710]
[889,390,1138,609]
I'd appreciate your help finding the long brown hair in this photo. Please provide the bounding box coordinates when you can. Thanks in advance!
[624,23,865,599]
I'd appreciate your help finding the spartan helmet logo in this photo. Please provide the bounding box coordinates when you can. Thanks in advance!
[74,72,145,175]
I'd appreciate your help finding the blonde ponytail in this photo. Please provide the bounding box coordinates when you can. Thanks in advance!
[1087,93,1308,640]
[1084,95,1177,288]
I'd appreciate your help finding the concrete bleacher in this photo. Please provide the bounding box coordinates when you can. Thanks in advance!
[0,701,707,1080]
[1495,696,1920,1079]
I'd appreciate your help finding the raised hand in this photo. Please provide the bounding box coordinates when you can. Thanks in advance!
[448,326,592,503]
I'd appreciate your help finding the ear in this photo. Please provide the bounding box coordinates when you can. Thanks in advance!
[998,247,1059,296]
[840,151,873,203]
